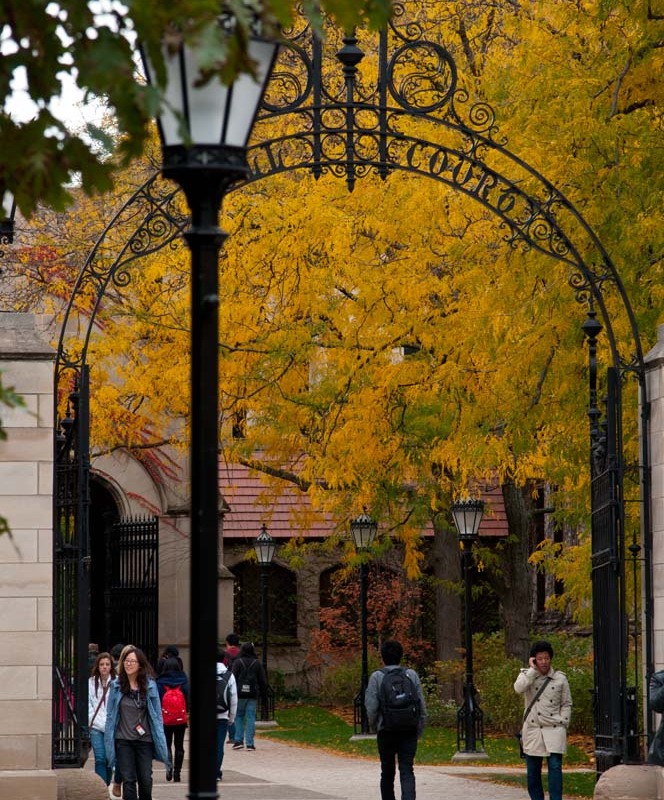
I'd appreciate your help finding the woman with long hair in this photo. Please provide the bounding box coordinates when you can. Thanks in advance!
[104,646,170,800]
[88,652,116,784]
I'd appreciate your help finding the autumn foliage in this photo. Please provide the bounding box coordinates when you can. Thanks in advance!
[307,566,434,673]
[6,0,664,624]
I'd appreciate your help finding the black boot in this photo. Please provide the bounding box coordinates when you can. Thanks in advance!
[174,747,184,783]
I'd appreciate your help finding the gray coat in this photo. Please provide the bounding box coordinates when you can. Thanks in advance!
[365,664,427,736]
[514,666,572,757]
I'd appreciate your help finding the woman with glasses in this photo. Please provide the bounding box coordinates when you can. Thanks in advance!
[105,646,170,800]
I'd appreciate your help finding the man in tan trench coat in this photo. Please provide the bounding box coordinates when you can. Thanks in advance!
[514,640,572,800]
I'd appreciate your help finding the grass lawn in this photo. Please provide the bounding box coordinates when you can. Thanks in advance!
[259,705,596,797]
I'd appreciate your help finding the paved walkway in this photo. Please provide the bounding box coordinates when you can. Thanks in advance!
[127,734,539,800]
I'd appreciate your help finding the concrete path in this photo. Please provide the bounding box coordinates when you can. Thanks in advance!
[135,734,536,800]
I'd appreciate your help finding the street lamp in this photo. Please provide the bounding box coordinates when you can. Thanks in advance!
[254,524,276,721]
[450,498,487,759]
[1,190,16,257]
[350,511,378,736]
[139,16,278,800]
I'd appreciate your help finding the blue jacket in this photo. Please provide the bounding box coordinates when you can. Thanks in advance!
[156,669,190,709]
[104,677,170,768]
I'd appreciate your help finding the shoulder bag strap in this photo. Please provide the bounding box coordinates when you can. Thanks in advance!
[90,682,109,729]
[522,676,552,722]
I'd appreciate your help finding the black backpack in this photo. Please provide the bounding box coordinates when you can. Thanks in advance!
[216,670,231,713]
[379,667,420,731]
[236,658,259,699]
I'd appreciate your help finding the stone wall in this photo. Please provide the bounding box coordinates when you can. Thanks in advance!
[645,323,664,672]
[0,313,57,798]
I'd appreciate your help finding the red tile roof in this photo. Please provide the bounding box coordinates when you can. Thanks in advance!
[218,461,508,540]
[218,461,335,539]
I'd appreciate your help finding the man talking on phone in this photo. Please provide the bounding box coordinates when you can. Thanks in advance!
[514,640,572,800]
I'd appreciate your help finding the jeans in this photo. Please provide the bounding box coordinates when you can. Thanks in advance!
[525,752,563,800]
[115,739,154,800]
[90,728,109,784]
[234,698,257,747]
[216,718,229,778]
[377,729,418,800]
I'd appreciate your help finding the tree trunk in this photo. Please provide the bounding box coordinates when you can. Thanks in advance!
[431,521,462,698]
[499,480,535,662]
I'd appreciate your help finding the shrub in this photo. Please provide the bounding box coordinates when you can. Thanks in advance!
[319,652,382,705]
[420,673,459,727]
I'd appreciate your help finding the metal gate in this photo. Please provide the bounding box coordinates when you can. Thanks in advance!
[105,516,159,667]
[53,368,90,767]
[53,366,159,766]
[585,313,635,771]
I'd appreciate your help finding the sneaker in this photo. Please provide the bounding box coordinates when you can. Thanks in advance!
[232,742,244,750]
[246,745,256,751]
[217,772,223,782]
[111,784,122,799]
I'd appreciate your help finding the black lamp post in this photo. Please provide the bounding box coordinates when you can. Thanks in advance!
[451,498,486,758]
[1,190,16,257]
[350,511,378,736]
[254,523,276,721]
[139,18,278,800]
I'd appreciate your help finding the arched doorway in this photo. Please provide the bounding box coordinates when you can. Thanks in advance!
[89,478,121,652]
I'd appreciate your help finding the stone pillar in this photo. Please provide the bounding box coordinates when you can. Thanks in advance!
[158,508,191,669]
[159,503,231,671]
[645,323,664,673]
[0,313,57,799]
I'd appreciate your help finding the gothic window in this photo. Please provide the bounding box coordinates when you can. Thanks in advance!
[232,560,298,642]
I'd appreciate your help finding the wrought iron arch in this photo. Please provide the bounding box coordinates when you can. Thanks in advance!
[54,2,652,773]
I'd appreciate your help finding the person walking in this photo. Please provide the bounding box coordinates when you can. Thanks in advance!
[514,640,572,800]
[223,633,241,743]
[216,648,238,780]
[648,668,664,764]
[88,651,116,785]
[105,646,170,800]
[156,645,183,674]
[231,642,267,751]
[365,639,426,800]
[88,643,100,672]
[156,655,189,783]
[107,644,127,798]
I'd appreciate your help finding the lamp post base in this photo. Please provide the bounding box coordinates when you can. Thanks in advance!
[349,732,376,742]
[451,749,490,762]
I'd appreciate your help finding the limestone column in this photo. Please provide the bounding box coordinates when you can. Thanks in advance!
[0,313,57,799]
[645,323,664,673]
